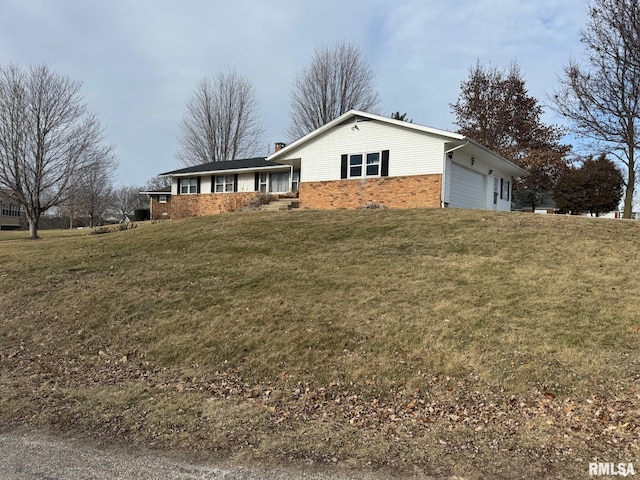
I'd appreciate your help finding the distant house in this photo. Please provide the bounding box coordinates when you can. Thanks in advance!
[0,191,22,230]
[139,187,172,220]
[512,191,558,214]
[152,110,528,219]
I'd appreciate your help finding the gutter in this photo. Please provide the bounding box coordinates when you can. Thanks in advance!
[159,165,290,178]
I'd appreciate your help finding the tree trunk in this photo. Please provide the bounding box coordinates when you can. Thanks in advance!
[623,149,635,219]
[27,215,40,239]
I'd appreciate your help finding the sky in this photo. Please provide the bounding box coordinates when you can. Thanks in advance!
[0,0,589,187]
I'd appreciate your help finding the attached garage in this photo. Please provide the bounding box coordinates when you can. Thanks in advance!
[449,163,486,209]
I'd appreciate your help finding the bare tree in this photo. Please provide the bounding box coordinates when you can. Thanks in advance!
[73,149,118,227]
[176,70,265,167]
[112,185,147,217]
[0,63,114,238]
[144,175,171,191]
[287,41,380,140]
[552,0,640,218]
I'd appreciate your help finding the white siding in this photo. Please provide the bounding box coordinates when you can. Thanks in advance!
[237,172,256,192]
[279,119,448,182]
[201,176,212,193]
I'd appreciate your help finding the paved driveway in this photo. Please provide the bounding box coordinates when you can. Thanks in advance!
[0,429,431,480]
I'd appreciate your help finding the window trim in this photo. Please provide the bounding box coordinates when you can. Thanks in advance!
[340,149,389,180]
[180,178,198,194]
[214,174,235,193]
[292,169,300,191]
[258,173,268,193]
[347,151,383,178]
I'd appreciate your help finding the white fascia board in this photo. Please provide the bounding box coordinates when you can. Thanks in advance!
[464,140,529,177]
[162,165,290,178]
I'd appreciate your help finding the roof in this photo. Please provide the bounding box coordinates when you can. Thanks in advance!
[159,157,289,177]
[267,110,529,177]
[139,187,171,195]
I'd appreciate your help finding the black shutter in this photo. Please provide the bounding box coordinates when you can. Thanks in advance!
[254,172,259,191]
[176,179,180,195]
[234,174,238,192]
[381,150,389,177]
[196,177,201,194]
[341,154,348,179]
[211,176,215,193]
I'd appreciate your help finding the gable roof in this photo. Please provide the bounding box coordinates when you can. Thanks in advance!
[159,157,288,177]
[267,110,528,177]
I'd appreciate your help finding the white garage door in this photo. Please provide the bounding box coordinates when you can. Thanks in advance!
[450,163,486,209]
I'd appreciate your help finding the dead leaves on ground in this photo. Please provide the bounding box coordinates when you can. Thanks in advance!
[2,342,639,468]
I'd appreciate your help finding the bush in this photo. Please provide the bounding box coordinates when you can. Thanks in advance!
[134,208,150,221]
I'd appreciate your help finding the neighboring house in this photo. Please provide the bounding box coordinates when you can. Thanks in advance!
[139,187,171,220]
[512,190,558,214]
[154,110,528,219]
[0,192,22,230]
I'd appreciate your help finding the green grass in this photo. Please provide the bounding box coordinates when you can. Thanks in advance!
[1,209,639,478]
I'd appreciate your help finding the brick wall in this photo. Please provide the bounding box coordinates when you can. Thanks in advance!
[150,198,171,220]
[152,192,260,219]
[299,174,442,209]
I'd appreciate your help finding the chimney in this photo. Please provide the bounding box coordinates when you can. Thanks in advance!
[274,142,286,152]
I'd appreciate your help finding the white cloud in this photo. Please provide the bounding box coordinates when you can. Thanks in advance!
[0,0,589,185]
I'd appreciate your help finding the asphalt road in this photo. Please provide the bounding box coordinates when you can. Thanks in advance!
[0,429,447,480]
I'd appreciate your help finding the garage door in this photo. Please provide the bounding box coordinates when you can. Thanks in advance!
[450,163,486,209]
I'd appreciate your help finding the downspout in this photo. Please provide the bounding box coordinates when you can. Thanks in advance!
[442,142,469,208]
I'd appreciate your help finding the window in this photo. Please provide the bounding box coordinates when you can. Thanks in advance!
[180,178,198,194]
[292,170,300,191]
[493,177,499,205]
[349,154,363,177]
[1,203,21,216]
[215,175,235,193]
[259,173,268,193]
[366,152,380,176]
[348,152,382,178]
[342,150,389,179]
[158,195,168,203]
[269,172,290,193]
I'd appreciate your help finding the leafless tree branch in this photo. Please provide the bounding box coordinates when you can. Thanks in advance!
[175,70,265,166]
[0,63,115,238]
[552,0,640,218]
[287,41,380,141]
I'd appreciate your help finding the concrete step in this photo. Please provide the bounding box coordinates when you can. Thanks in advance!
[259,198,300,211]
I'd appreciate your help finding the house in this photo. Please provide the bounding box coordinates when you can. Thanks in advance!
[138,187,171,220]
[152,110,528,219]
[0,191,22,230]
